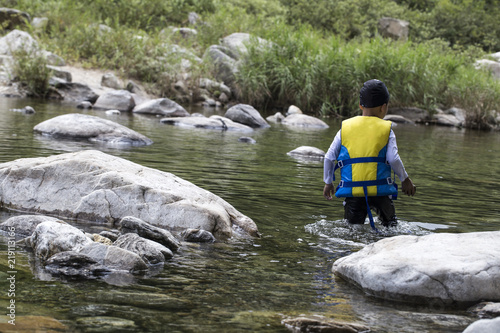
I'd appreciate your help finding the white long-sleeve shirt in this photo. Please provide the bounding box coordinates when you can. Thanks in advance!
[323,129,408,184]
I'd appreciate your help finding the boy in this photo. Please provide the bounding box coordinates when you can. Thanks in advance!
[323,79,416,228]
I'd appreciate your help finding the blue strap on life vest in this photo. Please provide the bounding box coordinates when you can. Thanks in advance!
[363,186,379,233]
[334,157,387,171]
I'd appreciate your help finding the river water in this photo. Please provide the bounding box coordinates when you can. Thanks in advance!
[0,97,498,332]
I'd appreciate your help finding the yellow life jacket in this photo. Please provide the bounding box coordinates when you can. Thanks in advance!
[334,116,397,198]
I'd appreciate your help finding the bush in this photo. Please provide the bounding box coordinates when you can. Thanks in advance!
[12,48,52,98]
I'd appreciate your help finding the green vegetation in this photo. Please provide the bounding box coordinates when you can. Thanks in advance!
[3,0,500,127]
[11,48,52,97]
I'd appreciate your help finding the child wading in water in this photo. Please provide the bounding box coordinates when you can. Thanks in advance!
[323,79,416,228]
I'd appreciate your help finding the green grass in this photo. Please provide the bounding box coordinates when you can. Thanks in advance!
[3,0,500,128]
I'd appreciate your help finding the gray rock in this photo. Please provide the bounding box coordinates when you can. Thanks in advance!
[161,115,254,132]
[101,73,122,89]
[188,12,200,25]
[282,114,329,129]
[99,230,120,242]
[9,106,35,114]
[433,111,462,127]
[225,104,269,128]
[282,316,370,333]
[199,78,232,97]
[114,233,173,265]
[475,59,500,80]
[379,17,409,41]
[93,90,135,112]
[220,33,272,60]
[27,221,92,260]
[47,65,72,82]
[105,109,120,116]
[31,17,48,33]
[52,82,99,103]
[33,113,153,146]
[287,146,325,160]
[76,101,92,109]
[0,215,64,238]
[0,8,30,30]
[79,242,147,272]
[332,231,500,304]
[0,150,259,240]
[133,98,189,117]
[445,107,466,123]
[203,45,238,86]
[469,302,500,319]
[181,228,216,243]
[238,137,256,144]
[388,107,430,123]
[119,216,180,252]
[171,27,198,39]
[44,251,110,279]
[266,112,285,123]
[286,105,303,116]
[0,29,38,55]
[43,50,66,66]
[384,114,414,124]
[463,317,500,333]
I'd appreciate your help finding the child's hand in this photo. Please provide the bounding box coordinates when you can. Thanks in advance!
[323,183,334,200]
[402,177,416,196]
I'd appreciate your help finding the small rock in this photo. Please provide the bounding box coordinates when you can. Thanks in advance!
[101,73,122,89]
[9,106,35,114]
[469,302,500,319]
[76,101,93,109]
[286,105,303,116]
[462,317,500,333]
[287,146,325,160]
[181,228,216,243]
[238,137,256,144]
[266,112,285,123]
[105,109,120,115]
[113,233,174,265]
[119,216,181,252]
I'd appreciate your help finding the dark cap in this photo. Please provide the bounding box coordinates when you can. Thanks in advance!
[359,79,390,108]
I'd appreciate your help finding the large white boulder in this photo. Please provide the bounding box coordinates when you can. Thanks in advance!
[0,150,258,240]
[332,231,500,304]
[282,114,329,129]
[33,113,153,146]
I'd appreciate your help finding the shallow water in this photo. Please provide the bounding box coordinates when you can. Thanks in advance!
[0,97,498,332]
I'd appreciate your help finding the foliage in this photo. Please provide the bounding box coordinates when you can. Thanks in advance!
[11,48,52,98]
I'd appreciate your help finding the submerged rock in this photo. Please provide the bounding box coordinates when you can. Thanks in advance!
[282,315,370,333]
[33,113,153,146]
[79,242,147,272]
[160,115,253,132]
[332,231,500,305]
[287,146,325,160]
[0,150,259,240]
[113,233,173,265]
[119,216,180,252]
[44,251,110,279]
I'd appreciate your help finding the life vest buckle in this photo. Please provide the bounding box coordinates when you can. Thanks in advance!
[386,177,393,184]
[337,160,344,168]
[338,180,344,188]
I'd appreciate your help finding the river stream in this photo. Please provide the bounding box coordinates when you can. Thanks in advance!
[0,97,499,332]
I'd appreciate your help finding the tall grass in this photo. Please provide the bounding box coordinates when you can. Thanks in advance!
[236,28,500,120]
[11,48,52,98]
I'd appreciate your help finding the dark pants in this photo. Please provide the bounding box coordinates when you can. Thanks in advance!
[343,196,397,227]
